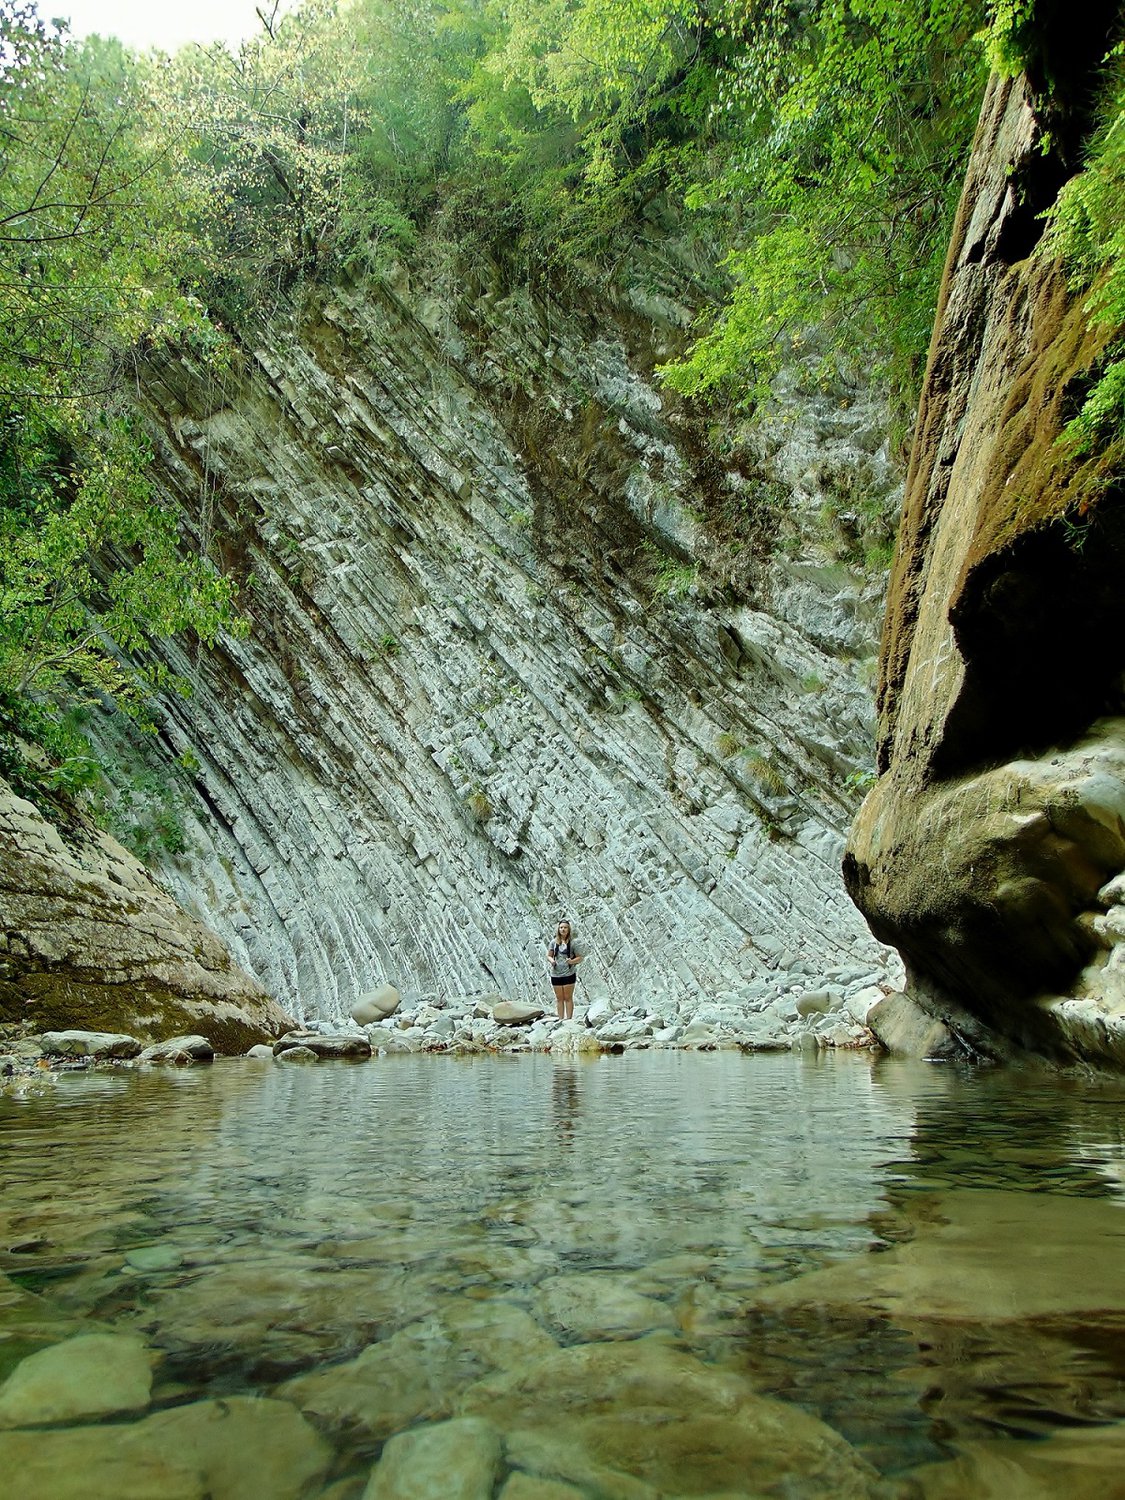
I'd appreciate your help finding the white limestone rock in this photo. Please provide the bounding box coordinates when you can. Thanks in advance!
[138,1035,215,1065]
[795,989,841,1017]
[583,996,615,1028]
[273,1031,372,1059]
[351,984,401,1023]
[39,1030,141,1059]
[493,1001,546,1026]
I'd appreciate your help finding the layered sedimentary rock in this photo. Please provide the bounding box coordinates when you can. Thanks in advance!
[845,17,1125,1068]
[102,239,901,1020]
[0,781,293,1047]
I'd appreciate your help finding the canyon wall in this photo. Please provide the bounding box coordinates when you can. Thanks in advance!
[845,17,1125,1068]
[98,236,901,1022]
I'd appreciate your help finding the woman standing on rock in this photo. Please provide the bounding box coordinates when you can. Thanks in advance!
[546,920,583,1020]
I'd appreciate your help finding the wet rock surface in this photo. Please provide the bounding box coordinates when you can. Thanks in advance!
[844,50,1125,1071]
[0,782,294,1049]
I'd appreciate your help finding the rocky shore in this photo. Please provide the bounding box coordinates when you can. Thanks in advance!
[0,961,904,1095]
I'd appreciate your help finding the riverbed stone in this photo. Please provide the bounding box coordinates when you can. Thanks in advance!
[274,1031,372,1059]
[844,985,884,1026]
[795,989,839,1017]
[0,1332,156,1427]
[583,997,615,1028]
[596,1017,651,1045]
[140,1395,332,1500]
[38,1030,141,1059]
[281,1298,557,1440]
[0,1427,203,1500]
[460,1340,878,1498]
[865,992,960,1059]
[135,1259,434,1366]
[362,1416,501,1500]
[351,984,400,1024]
[138,1035,215,1064]
[245,1043,275,1059]
[548,1021,601,1055]
[124,1244,184,1273]
[493,1001,546,1025]
[276,1044,320,1063]
[754,1187,1125,1324]
[499,1476,586,1500]
[907,1423,1125,1498]
[534,1273,675,1342]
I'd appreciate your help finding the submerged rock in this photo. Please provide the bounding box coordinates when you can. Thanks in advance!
[498,1476,586,1500]
[753,1187,1125,1324]
[362,1416,501,1500]
[134,1259,436,1366]
[0,1427,202,1500]
[534,1272,676,1342]
[276,1044,320,1063]
[138,1395,331,1500]
[280,1298,558,1441]
[459,1340,879,1498]
[907,1423,1125,1499]
[0,1394,330,1500]
[0,1332,155,1428]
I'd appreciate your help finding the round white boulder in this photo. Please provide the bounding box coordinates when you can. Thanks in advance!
[351,985,401,1025]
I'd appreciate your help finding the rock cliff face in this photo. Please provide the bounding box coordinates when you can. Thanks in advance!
[0,780,293,1047]
[845,22,1125,1068]
[101,241,901,1020]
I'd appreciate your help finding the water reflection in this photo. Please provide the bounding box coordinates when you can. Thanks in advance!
[0,1052,1123,1497]
[550,1063,580,1146]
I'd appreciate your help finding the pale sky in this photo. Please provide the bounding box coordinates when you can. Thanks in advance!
[49,0,282,53]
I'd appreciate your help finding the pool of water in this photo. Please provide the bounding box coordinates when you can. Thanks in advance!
[2,1050,1125,1498]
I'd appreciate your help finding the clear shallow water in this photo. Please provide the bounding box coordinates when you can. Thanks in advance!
[1,1051,1125,1497]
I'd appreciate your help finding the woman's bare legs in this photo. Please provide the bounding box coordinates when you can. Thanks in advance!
[558,982,575,1020]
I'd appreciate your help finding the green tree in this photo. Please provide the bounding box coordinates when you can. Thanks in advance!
[0,2,239,796]
[658,0,989,416]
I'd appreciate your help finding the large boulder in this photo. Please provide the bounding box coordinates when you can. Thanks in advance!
[138,1036,215,1065]
[493,1001,546,1026]
[844,24,1125,1070]
[273,1031,372,1059]
[40,1030,142,1060]
[351,984,400,1024]
[0,781,294,1050]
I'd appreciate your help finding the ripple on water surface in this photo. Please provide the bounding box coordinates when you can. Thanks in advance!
[2,1050,1125,1498]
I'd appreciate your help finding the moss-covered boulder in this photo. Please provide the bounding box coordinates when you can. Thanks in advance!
[0,780,294,1050]
[845,17,1125,1069]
